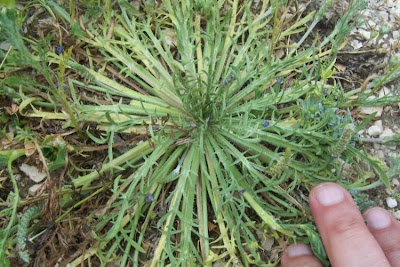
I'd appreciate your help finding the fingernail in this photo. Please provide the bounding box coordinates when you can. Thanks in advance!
[287,243,313,258]
[365,208,391,230]
[314,183,344,206]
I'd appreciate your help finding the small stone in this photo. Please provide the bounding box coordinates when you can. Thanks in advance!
[391,178,400,188]
[380,128,395,139]
[263,237,274,251]
[384,106,392,113]
[393,31,400,40]
[386,0,396,8]
[376,150,385,160]
[0,41,11,51]
[367,122,383,136]
[350,40,363,49]
[28,183,44,196]
[386,197,398,208]
[373,143,381,150]
[358,28,371,40]
[145,193,154,203]
[19,164,47,183]
[394,210,400,220]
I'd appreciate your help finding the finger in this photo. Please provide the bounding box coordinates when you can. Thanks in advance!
[363,207,400,267]
[309,182,390,267]
[281,243,323,267]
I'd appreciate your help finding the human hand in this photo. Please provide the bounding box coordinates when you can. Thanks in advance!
[281,182,400,267]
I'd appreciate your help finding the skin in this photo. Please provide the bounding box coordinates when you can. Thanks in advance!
[281,182,400,267]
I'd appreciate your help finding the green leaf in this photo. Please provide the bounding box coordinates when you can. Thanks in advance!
[70,22,85,37]
[388,156,400,179]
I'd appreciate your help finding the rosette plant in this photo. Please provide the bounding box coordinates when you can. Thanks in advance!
[1,0,399,266]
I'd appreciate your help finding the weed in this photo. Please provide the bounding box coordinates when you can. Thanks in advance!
[1,0,399,266]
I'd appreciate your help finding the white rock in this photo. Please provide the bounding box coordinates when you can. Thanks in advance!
[380,128,395,139]
[376,11,389,21]
[394,210,400,220]
[375,120,383,128]
[387,197,398,208]
[28,183,44,195]
[350,40,363,49]
[391,178,400,187]
[359,29,371,40]
[377,150,385,160]
[19,164,47,183]
[391,5,400,17]
[368,125,383,136]
[368,20,377,29]
[367,120,383,136]
[393,31,400,40]
[384,106,392,113]
[386,0,396,8]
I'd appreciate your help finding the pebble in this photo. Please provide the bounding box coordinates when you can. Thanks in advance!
[350,40,363,49]
[367,120,383,136]
[394,210,400,220]
[28,184,43,195]
[376,150,385,160]
[358,28,371,40]
[391,178,400,188]
[376,11,390,22]
[386,197,398,208]
[380,128,395,139]
[19,163,47,183]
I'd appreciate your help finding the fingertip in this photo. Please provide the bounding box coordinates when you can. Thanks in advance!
[309,182,347,208]
[363,207,392,230]
[281,243,323,267]
[308,182,390,267]
[363,207,400,266]
[286,243,313,257]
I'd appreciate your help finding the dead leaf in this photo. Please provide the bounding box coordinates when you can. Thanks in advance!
[19,163,47,183]
[0,132,14,146]
[164,29,177,46]
[335,63,346,72]
[0,175,7,190]
[4,103,19,115]
[24,141,36,157]
[262,237,275,251]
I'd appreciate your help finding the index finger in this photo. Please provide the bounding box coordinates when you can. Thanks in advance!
[309,183,390,267]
